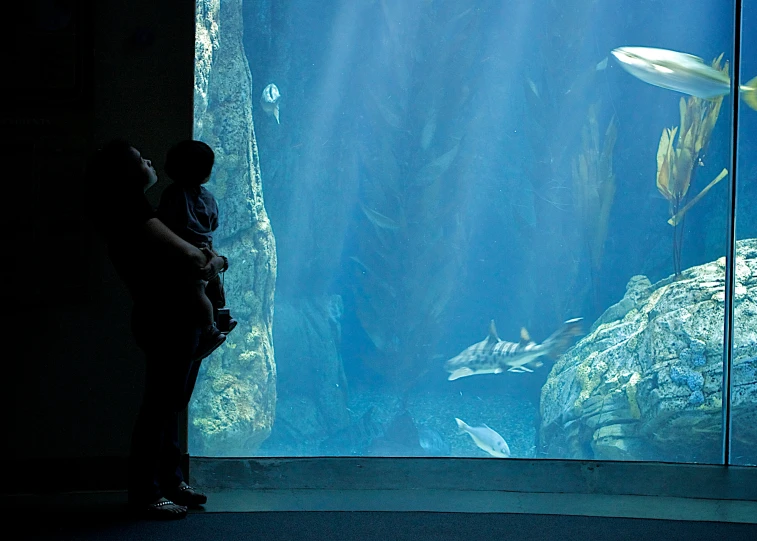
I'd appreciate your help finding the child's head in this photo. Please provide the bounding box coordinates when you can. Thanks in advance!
[165,140,215,186]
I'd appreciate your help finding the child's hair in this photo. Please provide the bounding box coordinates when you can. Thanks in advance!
[165,140,215,186]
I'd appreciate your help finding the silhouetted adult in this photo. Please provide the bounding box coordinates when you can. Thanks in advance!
[87,139,226,519]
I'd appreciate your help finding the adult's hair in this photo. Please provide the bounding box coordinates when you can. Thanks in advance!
[86,138,145,196]
[85,139,147,230]
[164,140,214,186]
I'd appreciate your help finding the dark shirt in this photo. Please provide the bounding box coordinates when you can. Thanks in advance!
[94,187,203,356]
[157,183,218,247]
[99,190,160,305]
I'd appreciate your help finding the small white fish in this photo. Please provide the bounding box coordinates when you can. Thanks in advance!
[455,417,510,458]
[526,77,539,98]
[420,108,437,150]
[596,56,608,71]
[260,83,281,123]
[360,203,400,230]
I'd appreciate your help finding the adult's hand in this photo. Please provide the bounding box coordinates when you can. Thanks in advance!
[199,251,226,280]
[145,217,218,279]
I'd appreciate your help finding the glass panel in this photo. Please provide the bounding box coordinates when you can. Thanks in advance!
[189,0,735,463]
[731,0,757,467]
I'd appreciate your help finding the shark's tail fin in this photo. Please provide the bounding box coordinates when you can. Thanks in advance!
[542,317,583,359]
[742,76,757,111]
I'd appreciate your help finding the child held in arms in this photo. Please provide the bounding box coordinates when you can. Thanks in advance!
[158,140,237,359]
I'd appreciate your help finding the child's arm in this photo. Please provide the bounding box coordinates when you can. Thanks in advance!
[143,217,225,280]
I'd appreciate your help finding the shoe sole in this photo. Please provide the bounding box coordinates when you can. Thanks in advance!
[168,495,207,508]
[143,508,188,520]
[191,333,227,363]
[221,320,238,334]
[129,502,188,520]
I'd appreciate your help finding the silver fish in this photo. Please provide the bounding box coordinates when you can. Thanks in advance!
[610,46,757,110]
[444,318,582,381]
[455,417,510,458]
[526,76,539,98]
[260,83,281,123]
[360,203,400,230]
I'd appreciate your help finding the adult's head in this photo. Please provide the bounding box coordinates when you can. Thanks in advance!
[164,140,214,187]
[87,138,158,196]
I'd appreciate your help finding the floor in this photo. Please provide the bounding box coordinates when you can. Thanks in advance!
[5,488,757,540]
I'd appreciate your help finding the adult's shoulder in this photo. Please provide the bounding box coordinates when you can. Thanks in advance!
[157,182,191,213]
[159,181,184,200]
[98,188,155,235]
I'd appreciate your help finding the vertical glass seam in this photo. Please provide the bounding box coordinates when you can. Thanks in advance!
[722,0,743,466]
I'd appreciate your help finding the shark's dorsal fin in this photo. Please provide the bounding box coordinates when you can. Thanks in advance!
[520,327,531,344]
[487,320,500,345]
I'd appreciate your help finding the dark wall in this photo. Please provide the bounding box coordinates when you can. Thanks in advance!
[3,0,195,480]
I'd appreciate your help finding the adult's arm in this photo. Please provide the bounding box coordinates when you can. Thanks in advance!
[144,217,226,280]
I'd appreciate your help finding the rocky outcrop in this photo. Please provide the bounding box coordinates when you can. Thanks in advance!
[189,0,277,456]
[260,295,350,454]
[540,240,757,463]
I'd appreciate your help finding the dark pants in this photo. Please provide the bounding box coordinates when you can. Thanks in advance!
[127,299,202,504]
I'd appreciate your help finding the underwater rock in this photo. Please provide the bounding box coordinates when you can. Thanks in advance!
[267,295,350,453]
[318,406,384,456]
[188,0,277,456]
[540,239,757,462]
[365,410,422,457]
[418,425,451,456]
[590,275,651,331]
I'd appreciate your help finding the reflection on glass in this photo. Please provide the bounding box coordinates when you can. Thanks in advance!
[732,0,757,467]
[188,0,747,464]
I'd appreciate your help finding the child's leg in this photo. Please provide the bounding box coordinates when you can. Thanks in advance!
[205,277,237,334]
[205,275,226,310]
[193,281,215,328]
[191,280,226,363]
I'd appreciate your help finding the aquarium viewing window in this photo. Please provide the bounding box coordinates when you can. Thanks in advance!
[186,0,756,478]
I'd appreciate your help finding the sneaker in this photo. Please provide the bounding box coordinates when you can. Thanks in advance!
[192,325,226,363]
[218,317,237,334]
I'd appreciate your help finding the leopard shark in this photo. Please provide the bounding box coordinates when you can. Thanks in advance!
[444,318,583,381]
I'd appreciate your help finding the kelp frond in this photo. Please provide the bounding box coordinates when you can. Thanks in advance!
[656,126,678,201]
[655,54,728,276]
[572,104,617,274]
[572,104,617,309]
[656,56,727,221]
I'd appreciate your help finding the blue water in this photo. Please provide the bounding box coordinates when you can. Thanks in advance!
[231,0,755,462]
